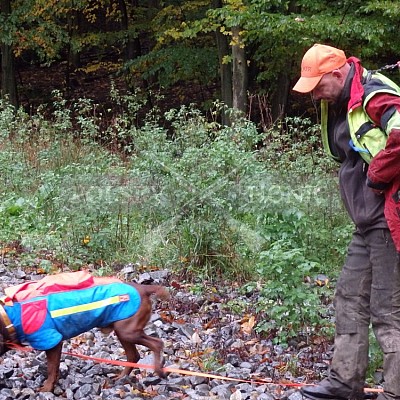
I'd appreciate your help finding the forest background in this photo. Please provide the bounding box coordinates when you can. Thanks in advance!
[1,0,400,354]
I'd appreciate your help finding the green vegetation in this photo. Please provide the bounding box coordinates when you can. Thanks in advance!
[0,91,352,342]
[3,1,400,120]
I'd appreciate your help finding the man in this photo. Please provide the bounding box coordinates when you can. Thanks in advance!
[293,43,400,400]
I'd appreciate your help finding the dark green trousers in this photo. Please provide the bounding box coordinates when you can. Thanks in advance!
[323,228,400,400]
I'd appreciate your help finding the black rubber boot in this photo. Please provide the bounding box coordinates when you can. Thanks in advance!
[301,385,347,400]
[301,385,378,400]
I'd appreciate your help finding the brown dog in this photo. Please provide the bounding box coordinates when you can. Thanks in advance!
[0,272,169,392]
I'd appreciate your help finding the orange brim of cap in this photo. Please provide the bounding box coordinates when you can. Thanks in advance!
[293,75,323,93]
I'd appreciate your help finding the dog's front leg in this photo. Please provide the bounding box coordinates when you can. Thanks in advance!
[115,338,140,380]
[40,342,63,392]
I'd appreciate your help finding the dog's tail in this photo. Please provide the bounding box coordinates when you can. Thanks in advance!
[132,283,170,301]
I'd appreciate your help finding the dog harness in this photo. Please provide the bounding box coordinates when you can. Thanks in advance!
[2,273,141,351]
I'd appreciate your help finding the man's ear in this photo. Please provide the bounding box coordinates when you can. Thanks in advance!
[331,69,342,78]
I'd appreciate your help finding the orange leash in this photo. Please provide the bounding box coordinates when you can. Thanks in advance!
[62,350,307,387]
[7,342,384,393]
[63,350,384,393]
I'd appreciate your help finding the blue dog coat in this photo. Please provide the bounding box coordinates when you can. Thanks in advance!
[4,279,141,350]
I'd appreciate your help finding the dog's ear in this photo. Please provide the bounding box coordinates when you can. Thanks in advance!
[0,333,6,355]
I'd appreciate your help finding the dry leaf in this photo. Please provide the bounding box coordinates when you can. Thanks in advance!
[191,331,202,345]
[241,315,256,335]
[203,317,218,330]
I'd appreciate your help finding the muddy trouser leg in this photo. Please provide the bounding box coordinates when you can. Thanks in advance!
[323,229,400,399]
[368,230,400,400]
[322,230,372,399]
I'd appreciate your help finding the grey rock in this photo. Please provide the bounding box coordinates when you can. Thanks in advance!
[226,354,242,367]
[137,272,153,284]
[148,270,169,282]
[0,388,15,400]
[288,390,304,400]
[19,387,36,398]
[239,362,253,371]
[189,375,207,386]
[0,369,13,379]
[15,269,27,279]
[182,389,212,399]
[120,264,137,277]
[142,376,162,386]
[253,393,275,400]
[37,392,56,400]
[192,383,211,394]
[210,383,234,399]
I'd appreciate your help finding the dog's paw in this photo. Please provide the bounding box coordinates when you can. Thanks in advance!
[38,384,54,393]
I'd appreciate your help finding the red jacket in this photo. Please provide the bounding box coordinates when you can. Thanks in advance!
[366,94,400,251]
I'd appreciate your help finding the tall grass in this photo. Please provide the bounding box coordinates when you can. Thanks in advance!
[0,91,352,341]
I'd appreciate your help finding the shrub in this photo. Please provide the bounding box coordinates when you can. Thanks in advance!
[0,95,352,343]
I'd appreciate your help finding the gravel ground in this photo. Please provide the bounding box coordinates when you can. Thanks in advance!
[0,264,330,400]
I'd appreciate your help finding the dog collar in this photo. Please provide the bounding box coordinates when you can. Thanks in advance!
[0,303,17,344]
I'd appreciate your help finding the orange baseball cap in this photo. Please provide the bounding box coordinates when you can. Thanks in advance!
[293,44,347,93]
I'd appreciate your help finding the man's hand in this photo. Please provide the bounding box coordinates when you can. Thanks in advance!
[366,177,388,195]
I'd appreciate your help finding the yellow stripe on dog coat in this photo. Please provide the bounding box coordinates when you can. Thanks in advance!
[50,295,128,318]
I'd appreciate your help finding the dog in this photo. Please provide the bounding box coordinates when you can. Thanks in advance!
[0,271,169,392]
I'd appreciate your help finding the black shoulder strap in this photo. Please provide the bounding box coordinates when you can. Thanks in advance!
[362,70,373,85]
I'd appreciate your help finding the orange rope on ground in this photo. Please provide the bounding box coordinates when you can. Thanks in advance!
[62,350,313,388]
[62,350,383,394]
[7,342,384,394]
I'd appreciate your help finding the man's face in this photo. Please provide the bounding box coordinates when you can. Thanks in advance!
[311,71,345,103]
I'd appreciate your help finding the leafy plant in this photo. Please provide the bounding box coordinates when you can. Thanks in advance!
[251,238,335,343]
[366,331,384,385]
[0,92,351,344]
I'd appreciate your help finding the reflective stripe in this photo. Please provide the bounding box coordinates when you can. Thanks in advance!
[321,70,400,164]
[50,295,126,318]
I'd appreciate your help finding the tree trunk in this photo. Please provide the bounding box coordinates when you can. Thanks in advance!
[212,0,232,114]
[215,29,233,108]
[67,11,81,69]
[0,0,18,107]
[120,0,142,61]
[271,73,290,122]
[270,0,298,122]
[65,10,81,95]
[231,26,247,115]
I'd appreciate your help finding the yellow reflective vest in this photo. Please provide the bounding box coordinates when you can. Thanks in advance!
[321,69,400,164]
